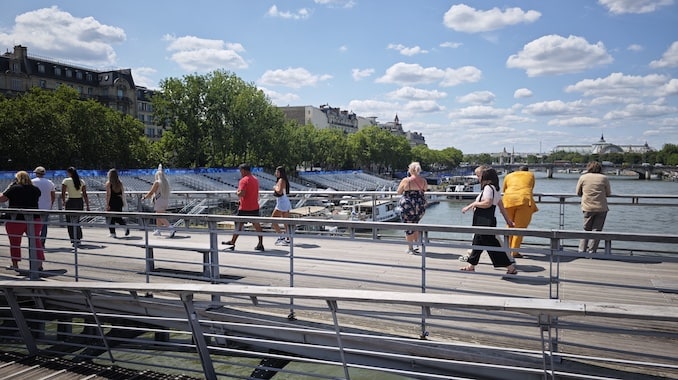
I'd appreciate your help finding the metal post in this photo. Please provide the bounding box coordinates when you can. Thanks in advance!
[181,293,217,380]
[3,288,38,354]
[327,300,351,380]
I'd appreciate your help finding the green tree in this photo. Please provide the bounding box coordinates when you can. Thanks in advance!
[153,70,287,168]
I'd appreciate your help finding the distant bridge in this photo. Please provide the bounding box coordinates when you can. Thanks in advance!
[496,163,675,179]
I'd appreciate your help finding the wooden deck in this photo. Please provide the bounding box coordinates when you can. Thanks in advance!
[1,223,677,379]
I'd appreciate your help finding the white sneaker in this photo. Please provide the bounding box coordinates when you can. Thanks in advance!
[153,229,161,236]
[274,236,284,246]
[169,228,176,238]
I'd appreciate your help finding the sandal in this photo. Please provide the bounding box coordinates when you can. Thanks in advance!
[506,266,518,275]
[460,265,475,272]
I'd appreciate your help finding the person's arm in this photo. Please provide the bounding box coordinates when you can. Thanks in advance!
[61,183,67,208]
[396,178,408,195]
[143,182,159,200]
[273,179,282,195]
[49,187,56,208]
[0,193,7,203]
[498,199,515,227]
[105,182,112,211]
[81,184,90,211]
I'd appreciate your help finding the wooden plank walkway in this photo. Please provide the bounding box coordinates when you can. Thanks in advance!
[1,223,677,378]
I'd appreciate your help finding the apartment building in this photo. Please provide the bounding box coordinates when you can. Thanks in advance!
[0,45,161,139]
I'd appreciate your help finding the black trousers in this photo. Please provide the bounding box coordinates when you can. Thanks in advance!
[467,233,513,267]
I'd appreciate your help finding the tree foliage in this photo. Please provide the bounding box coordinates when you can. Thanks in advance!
[0,86,149,170]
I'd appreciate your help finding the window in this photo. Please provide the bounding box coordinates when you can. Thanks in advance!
[77,86,83,94]
[39,80,47,88]
[87,87,93,95]
[76,71,83,80]
[117,89,124,99]
[55,67,62,76]
[65,69,72,78]
[11,79,22,91]
[12,62,20,72]
[38,64,45,73]
[86,73,93,81]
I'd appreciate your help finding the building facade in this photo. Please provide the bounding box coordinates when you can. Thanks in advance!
[0,45,162,139]
[552,134,654,154]
[279,105,427,147]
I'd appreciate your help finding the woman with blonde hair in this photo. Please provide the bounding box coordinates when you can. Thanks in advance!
[143,164,174,237]
[397,161,427,254]
[0,171,45,270]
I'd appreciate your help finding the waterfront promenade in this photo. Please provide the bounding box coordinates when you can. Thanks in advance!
[1,209,677,379]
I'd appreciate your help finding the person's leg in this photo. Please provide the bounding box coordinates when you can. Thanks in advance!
[271,209,283,234]
[6,222,23,267]
[510,205,534,257]
[40,215,49,247]
[579,211,595,252]
[587,212,608,253]
[29,219,45,267]
[462,234,485,269]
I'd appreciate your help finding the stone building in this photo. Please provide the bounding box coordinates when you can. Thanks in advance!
[0,45,161,139]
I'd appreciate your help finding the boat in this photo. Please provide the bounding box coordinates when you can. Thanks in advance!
[444,175,480,200]
[336,198,400,222]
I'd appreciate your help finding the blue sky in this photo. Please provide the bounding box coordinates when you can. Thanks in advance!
[1,1,677,154]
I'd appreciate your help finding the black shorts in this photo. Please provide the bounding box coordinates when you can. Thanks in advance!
[237,209,260,217]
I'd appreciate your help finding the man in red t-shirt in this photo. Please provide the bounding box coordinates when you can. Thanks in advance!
[222,164,264,251]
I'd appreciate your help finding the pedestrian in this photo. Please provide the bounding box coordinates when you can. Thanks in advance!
[61,166,90,247]
[1,171,45,270]
[105,168,129,238]
[501,165,538,258]
[460,167,517,274]
[31,166,56,247]
[576,161,611,253]
[396,161,427,254]
[272,166,292,246]
[222,163,264,251]
[142,164,174,238]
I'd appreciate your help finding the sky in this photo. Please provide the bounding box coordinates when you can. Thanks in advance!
[1,1,677,154]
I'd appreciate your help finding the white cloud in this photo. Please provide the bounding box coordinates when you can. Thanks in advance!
[0,6,125,66]
[164,35,247,72]
[522,100,586,115]
[259,67,332,88]
[339,45,348,53]
[376,62,445,85]
[440,66,483,87]
[387,43,428,56]
[565,72,669,97]
[627,44,644,52]
[387,86,447,100]
[448,105,512,120]
[658,78,678,96]
[457,91,496,105]
[603,103,677,119]
[132,67,158,89]
[376,62,482,87]
[443,4,541,33]
[439,42,463,49]
[314,0,356,9]
[404,100,445,113]
[650,41,678,68]
[266,5,311,20]
[351,68,374,81]
[259,86,300,106]
[598,0,674,14]
[514,88,533,98]
[507,35,613,76]
[547,117,600,127]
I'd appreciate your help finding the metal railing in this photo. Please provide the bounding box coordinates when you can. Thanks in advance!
[0,192,677,379]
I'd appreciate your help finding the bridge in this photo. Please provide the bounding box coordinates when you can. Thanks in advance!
[1,191,677,379]
[494,162,676,180]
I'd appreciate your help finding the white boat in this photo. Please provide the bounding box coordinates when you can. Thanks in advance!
[337,199,400,222]
[444,175,480,200]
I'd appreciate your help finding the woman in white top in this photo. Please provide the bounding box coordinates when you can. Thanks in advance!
[142,165,174,237]
[271,166,292,245]
[461,167,517,274]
